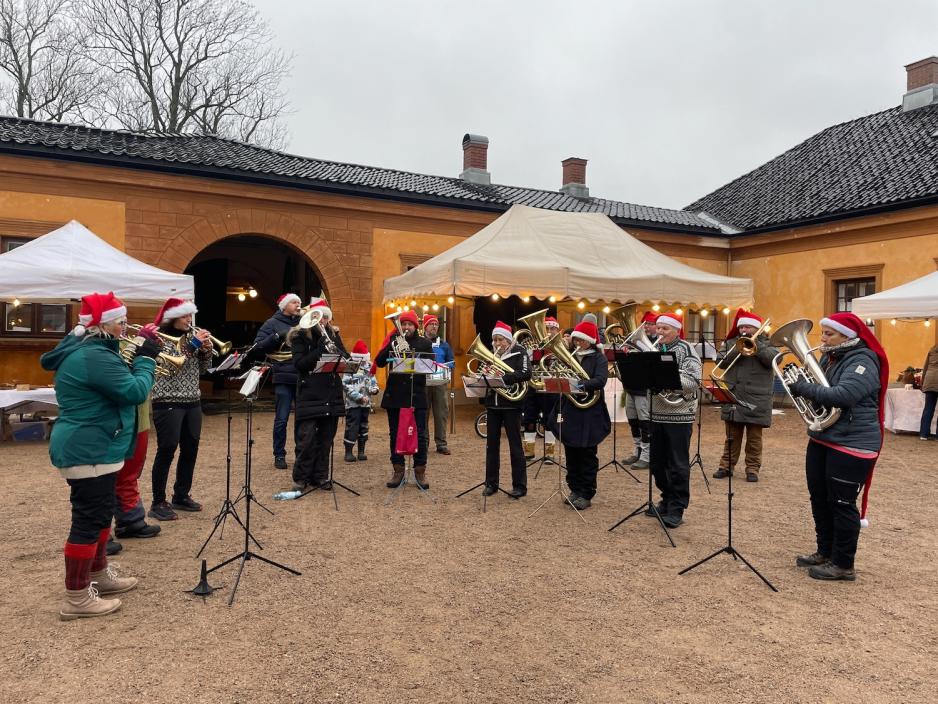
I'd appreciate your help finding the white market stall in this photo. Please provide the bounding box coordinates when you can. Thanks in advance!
[851,269,938,320]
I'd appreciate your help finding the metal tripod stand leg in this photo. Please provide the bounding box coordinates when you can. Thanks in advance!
[599,390,640,482]
[385,456,436,506]
[527,438,586,524]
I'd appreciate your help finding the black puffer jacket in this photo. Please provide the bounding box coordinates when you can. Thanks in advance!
[716,333,778,427]
[253,310,300,386]
[291,325,347,420]
[484,342,532,410]
[375,333,433,409]
[546,347,611,448]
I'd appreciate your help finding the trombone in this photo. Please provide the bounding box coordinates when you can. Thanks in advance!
[710,318,771,382]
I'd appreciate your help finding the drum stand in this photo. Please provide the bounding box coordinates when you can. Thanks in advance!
[527,410,586,524]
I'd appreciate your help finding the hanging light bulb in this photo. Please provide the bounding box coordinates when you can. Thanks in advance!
[722,307,730,315]
[652,303,660,312]
[926,320,932,328]
[237,293,246,302]
[422,305,429,312]
[548,295,556,303]
[675,308,683,316]
[396,306,402,313]
[890,319,897,326]
[248,288,257,298]
[403,305,410,312]
[577,301,585,310]
[12,298,20,307]
[700,309,709,318]
[602,306,610,314]
[447,296,455,304]
[431,304,439,312]
[522,296,530,303]
[491,293,500,301]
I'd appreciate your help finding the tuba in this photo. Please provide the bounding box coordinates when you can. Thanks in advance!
[513,308,550,354]
[604,304,639,349]
[537,331,602,409]
[769,319,841,431]
[466,334,528,402]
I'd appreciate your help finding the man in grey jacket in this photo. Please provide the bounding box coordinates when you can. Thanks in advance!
[712,310,778,483]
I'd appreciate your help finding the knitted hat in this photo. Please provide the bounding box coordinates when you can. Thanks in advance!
[492,321,513,340]
[582,312,598,326]
[422,315,439,328]
[74,292,126,337]
[307,296,332,320]
[545,316,560,330]
[571,320,599,345]
[277,293,301,311]
[641,311,659,324]
[154,297,197,326]
[729,308,763,339]
[656,311,685,339]
[398,310,419,327]
[350,339,370,363]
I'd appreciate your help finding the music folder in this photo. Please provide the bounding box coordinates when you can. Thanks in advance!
[542,377,575,394]
[209,352,241,374]
[390,356,435,375]
[313,354,359,375]
[237,365,269,397]
[462,375,506,398]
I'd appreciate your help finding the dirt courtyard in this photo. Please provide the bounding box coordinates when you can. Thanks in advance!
[1,403,935,703]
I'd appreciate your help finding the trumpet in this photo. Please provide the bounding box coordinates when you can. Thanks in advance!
[769,319,841,431]
[119,328,186,377]
[710,318,771,382]
[187,326,231,357]
[466,334,528,402]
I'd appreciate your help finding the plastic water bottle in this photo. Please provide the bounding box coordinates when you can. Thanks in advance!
[273,489,301,501]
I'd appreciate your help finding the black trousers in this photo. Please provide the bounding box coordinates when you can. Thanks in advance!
[650,422,693,514]
[485,408,527,490]
[66,473,118,544]
[343,406,370,446]
[564,445,599,499]
[151,404,202,504]
[294,415,339,486]
[805,441,873,569]
[386,407,429,466]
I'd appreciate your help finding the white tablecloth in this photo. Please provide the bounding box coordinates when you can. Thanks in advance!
[0,387,58,413]
[884,387,934,434]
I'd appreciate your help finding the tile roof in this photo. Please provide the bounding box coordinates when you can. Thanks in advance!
[0,116,718,233]
[686,105,938,232]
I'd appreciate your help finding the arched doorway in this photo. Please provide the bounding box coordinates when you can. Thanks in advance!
[185,235,323,349]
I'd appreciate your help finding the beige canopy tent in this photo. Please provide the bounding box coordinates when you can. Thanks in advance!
[383,205,753,308]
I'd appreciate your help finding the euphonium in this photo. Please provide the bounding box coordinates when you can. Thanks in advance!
[382,311,412,358]
[710,318,771,382]
[769,319,841,432]
[623,325,657,352]
[466,334,528,402]
[538,332,601,409]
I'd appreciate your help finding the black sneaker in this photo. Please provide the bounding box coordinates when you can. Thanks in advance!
[662,512,683,528]
[712,468,732,479]
[115,522,161,539]
[570,496,591,511]
[274,456,288,470]
[106,537,123,556]
[508,488,526,499]
[482,485,498,496]
[809,562,856,581]
[171,495,203,512]
[644,502,667,518]
[148,501,178,521]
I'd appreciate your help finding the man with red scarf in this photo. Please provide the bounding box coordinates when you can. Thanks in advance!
[788,312,888,581]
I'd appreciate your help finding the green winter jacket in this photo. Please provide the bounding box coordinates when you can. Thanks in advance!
[40,334,156,469]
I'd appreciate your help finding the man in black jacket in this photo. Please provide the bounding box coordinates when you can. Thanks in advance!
[290,298,347,491]
[483,322,531,498]
[375,310,433,489]
[253,293,302,469]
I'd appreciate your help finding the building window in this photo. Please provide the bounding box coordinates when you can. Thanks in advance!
[0,236,73,338]
[834,277,875,313]
[685,309,716,342]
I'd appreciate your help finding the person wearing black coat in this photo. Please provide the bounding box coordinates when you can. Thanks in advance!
[546,321,611,510]
[252,294,302,469]
[289,299,347,491]
[374,309,434,489]
[482,322,532,498]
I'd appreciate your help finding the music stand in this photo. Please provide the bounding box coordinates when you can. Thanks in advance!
[385,353,437,506]
[206,365,300,605]
[455,375,514,510]
[679,381,778,591]
[607,352,682,547]
[526,377,565,478]
[689,333,712,494]
[294,355,362,509]
[527,377,586,524]
[599,349,639,483]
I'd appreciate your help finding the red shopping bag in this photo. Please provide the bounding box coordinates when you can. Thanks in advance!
[395,407,418,455]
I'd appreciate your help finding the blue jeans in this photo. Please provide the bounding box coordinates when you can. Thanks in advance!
[921,391,938,438]
[273,384,297,459]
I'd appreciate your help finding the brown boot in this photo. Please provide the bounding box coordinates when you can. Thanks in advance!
[809,562,856,581]
[387,464,405,488]
[89,563,138,595]
[60,585,122,621]
[414,465,429,490]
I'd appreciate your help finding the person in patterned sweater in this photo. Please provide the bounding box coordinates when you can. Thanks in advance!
[148,298,212,521]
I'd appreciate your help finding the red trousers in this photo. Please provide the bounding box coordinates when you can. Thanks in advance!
[115,431,148,527]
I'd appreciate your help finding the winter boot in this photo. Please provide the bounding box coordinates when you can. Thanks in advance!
[344,445,357,463]
[60,585,122,621]
[357,439,367,461]
[622,441,641,465]
[89,563,138,595]
[632,444,650,469]
[387,464,405,488]
[414,465,429,490]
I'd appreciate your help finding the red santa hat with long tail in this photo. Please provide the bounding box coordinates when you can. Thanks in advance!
[74,291,127,337]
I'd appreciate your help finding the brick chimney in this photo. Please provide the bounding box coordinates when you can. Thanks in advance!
[460,133,490,185]
[560,157,589,199]
[902,57,938,112]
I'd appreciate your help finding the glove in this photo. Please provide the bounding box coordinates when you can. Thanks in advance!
[136,337,162,360]
[788,379,808,396]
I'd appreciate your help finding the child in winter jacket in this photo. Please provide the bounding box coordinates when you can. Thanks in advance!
[342,340,379,461]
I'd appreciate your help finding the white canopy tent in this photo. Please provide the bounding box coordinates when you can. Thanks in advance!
[851,270,938,319]
[0,220,193,304]
[383,205,753,308]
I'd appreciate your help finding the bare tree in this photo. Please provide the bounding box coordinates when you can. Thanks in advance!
[0,0,96,121]
[82,0,291,147]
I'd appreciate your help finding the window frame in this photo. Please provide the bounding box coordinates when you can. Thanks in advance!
[0,235,74,339]
[823,264,883,337]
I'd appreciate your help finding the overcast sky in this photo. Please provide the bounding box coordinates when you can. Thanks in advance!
[265,0,938,210]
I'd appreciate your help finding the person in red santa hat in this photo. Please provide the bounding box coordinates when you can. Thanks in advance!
[521,315,562,459]
[712,309,778,483]
[252,293,303,469]
[623,311,660,469]
[148,297,210,521]
[40,292,162,619]
[374,309,434,489]
[647,311,702,527]
[342,339,379,462]
[787,312,888,581]
[544,320,611,510]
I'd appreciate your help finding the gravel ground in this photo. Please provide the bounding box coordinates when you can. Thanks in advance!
[1,404,935,703]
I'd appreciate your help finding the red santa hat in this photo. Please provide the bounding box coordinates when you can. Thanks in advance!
[74,291,127,337]
[818,313,889,526]
[422,315,439,328]
[398,309,419,327]
[545,316,560,330]
[728,308,763,339]
[492,321,513,340]
[570,320,599,345]
[307,296,332,320]
[277,293,301,311]
[350,339,370,363]
[656,311,685,339]
[154,297,197,326]
[641,311,659,324]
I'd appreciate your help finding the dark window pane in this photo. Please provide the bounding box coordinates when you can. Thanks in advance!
[40,305,68,333]
[4,303,35,333]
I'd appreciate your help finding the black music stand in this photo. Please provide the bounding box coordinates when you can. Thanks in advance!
[455,375,513,510]
[599,349,640,482]
[528,377,586,523]
[385,352,437,506]
[607,352,681,547]
[679,381,778,591]
[206,365,300,605]
[689,333,712,494]
[526,383,565,478]
[295,355,361,509]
